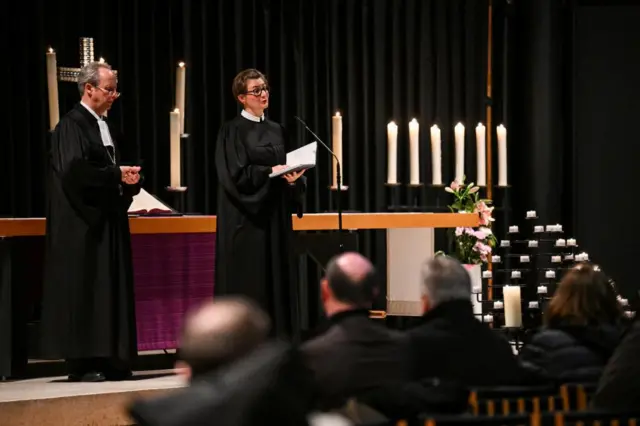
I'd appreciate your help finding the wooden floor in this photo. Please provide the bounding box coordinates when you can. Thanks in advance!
[0,370,184,426]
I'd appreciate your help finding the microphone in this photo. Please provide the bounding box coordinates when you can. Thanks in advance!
[293,115,344,251]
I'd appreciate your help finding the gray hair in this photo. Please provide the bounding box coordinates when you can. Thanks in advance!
[420,256,471,308]
[77,62,112,96]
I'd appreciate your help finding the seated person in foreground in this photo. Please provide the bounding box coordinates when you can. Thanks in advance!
[300,252,412,411]
[408,256,524,387]
[129,297,314,426]
[518,263,625,385]
[173,296,271,381]
[592,315,640,411]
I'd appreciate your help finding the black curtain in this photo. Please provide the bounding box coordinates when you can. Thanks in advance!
[3,0,487,251]
[500,0,640,299]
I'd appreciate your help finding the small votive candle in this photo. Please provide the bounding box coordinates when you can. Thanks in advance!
[551,255,561,263]
[492,255,501,263]
[534,226,544,233]
[545,270,556,279]
[556,224,563,232]
[575,252,589,262]
[529,301,539,309]
[625,311,636,319]
[494,301,504,309]
[509,225,519,233]
[529,240,538,248]
[556,239,566,247]
[537,285,548,294]
[546,225,554,232]
[511,270,521,279]
[567,238,577,247]
[500,240,510,247]
[482,270,493,279]
[483,314,494,323]
[526,210,537,218]
[520,255,530,263]
[565,254,574,261]
[472,286,482,294]
[620,298,629,306]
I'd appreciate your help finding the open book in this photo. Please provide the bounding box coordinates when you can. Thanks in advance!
[269,141,317,178]
[128,189,176,215]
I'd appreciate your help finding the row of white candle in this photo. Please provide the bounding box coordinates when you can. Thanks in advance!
[485,304,635,323]
[508,224,564,233]
[330,114,509,187]
[386,120,508,186]
[499,238,578,248]
[490,252,588,264]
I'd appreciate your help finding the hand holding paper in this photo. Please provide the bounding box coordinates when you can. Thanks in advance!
[283,169,305,184]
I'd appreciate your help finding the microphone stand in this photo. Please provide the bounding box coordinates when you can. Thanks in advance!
[294,116,344,252]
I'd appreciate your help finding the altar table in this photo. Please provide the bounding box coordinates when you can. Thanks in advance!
[0,212,478,378]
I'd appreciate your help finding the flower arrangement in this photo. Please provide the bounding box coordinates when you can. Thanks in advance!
[442,177,497,264]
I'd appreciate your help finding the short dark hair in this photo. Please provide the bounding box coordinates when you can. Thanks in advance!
[546,262,623,327]
[178,297,271,378]
[232,68,268,102]
[325,256,378,307]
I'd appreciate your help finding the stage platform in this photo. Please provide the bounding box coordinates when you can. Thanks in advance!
[0,369,184,426]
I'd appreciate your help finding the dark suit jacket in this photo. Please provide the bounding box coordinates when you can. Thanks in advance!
[592,318,640,411]
[300,309,412,411]
[407,300,524,387]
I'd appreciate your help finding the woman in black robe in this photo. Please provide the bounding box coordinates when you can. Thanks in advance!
[214,68,306,341]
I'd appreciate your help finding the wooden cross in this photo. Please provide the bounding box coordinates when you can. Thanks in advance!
[57,37,117,82]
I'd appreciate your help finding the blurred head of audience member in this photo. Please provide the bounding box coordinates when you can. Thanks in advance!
[419,255,471,314]
[321,252,378,316]
[546,262,623,327]
[175,296,271,381]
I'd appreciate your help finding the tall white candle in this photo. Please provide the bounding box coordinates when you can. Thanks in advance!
[503,285,522,327]
[170,108,181,188]
[430,125,442,185]
[176,62,186,134]
[409,118,420,185]
[454,123,465,183]
[497,124,508,186]
[387,121,398,184]
[332,112,343,188]
[46,48,60,130]
[475,123,486,186]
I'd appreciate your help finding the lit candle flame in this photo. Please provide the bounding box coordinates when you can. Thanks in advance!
[178,61,185,67]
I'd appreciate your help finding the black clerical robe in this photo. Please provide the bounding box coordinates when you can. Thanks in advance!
[40,103,140,363]
[214,114,305,341]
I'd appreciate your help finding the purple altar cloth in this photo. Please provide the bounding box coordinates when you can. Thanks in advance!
[131,232,215,351]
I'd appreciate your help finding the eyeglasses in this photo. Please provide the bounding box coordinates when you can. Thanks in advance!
[95,86,121,99]
[244,85,269,97]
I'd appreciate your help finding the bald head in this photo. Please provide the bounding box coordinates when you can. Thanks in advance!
[178,297,270,378]
[325,252,377,307]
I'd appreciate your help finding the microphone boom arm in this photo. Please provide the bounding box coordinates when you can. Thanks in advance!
[294,116,344,251]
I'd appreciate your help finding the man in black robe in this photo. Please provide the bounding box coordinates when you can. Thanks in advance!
[41,61,142,382]
[214,69,306,341]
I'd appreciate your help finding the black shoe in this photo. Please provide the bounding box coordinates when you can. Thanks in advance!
[104,368,133,381]
[68,371,106,382]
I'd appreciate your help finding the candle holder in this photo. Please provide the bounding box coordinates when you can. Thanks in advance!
[406,183,425,212]
[164,186,188,213]
[384,183,402,211]
[425,184,448,212]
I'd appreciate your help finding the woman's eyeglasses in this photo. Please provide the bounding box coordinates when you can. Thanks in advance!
[244,86,269,96]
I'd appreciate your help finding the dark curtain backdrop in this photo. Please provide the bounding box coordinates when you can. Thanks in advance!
[501,0,640,299]
[2,0,489,311]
